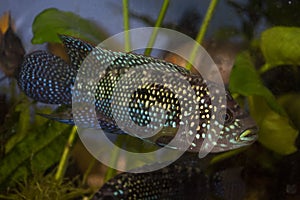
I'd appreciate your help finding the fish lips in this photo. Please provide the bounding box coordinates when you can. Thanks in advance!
[236,126,259,144]
[236,115,259,144]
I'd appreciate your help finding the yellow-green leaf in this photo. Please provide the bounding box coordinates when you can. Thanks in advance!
[258,109,298,155]
[260,26,300,72]
[278,93,300,130]
[229,52,286,115]
[247,96,298,155]
[0,121,71,187]
[32,8,108,44]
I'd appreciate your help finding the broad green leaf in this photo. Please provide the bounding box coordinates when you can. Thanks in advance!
[249,96,298,155]
[0,121,71,187]
[229,53,297,154]
[260,26,300,72]
[6,131,71,187]
[278,94,300,130]
[31,129,72,172]
[258,109,298,155]
[5,100,32,153]
[32,8,108,44]
[229,52,285,115]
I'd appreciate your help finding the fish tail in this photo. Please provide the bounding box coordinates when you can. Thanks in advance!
[17,51,74,104]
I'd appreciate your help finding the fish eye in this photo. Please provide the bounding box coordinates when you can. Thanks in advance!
[219,109,233,124]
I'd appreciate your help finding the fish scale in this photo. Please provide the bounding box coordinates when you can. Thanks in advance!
[92,156,247,200]
[60,34,93,68]
[17,51,75,104]
[93,158,209,200]
[74,46,210,151]
[17,35,258,153]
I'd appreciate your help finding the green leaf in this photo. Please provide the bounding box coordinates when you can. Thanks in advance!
[229,52,299,155]
[258,108,298,155]
[0,121,71,187]
[260,26,300,72]
[32,8,108,44]
[249,96,298,155]
[278,94,300,130]
[5,99,32,153]
[229,52,285,115]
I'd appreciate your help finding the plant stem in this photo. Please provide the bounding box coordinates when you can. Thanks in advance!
[104,166,117,183]
[144,0,169,56]
[55,126,77,181]
[82,157,96,185]
[123,0,131,51]
[186,0,219,70]
[102,0,132,182]
[103,136,124,182]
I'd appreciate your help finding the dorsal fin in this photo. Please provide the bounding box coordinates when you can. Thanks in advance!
[59,35,94,70]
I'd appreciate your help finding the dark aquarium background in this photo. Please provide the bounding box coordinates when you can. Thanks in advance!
[0,0,299,199]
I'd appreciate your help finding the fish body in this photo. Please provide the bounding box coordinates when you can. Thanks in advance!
[17,35,258,153]
[92,156,246,200]
[93,161,208,200]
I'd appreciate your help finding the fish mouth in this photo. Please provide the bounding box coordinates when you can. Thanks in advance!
[236,126,259,143]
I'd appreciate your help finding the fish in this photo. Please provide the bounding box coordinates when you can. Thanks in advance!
[16,35,93,105]
[93,158,208,200]
[92,156,246,200]
[210,167,246,200]
[16,35,258,153]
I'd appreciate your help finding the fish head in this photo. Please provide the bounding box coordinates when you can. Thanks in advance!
[209,91,258,152]
[148,80,258,153]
